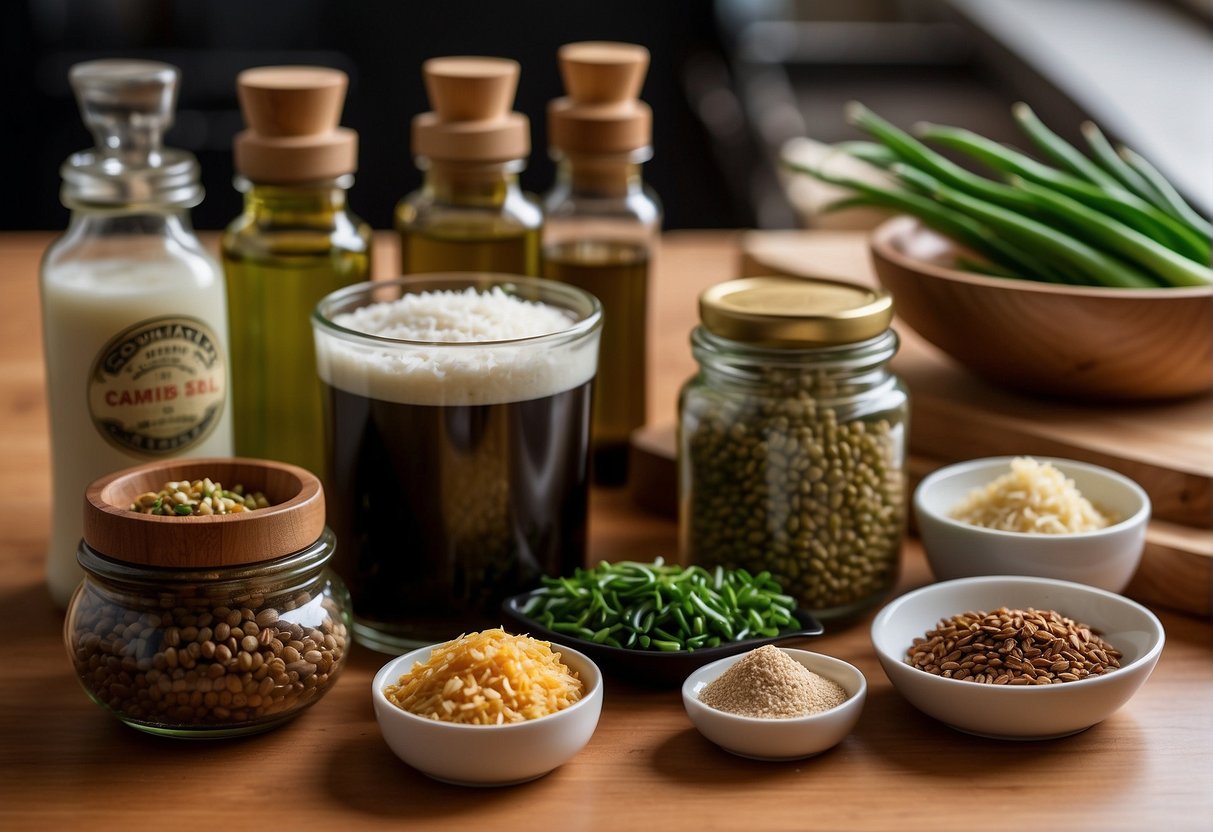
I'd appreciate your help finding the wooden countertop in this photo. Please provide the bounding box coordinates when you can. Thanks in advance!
[2,230,1210,830]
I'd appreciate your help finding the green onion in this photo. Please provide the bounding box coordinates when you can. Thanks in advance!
[522,558,800,653]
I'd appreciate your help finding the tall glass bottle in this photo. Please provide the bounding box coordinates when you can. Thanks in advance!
[40,60,233,607]
[543,42,661,484]
[222,66,371,475]
[396,57,541,276]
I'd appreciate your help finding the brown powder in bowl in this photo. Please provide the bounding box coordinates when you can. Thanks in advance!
[698,645,848,718]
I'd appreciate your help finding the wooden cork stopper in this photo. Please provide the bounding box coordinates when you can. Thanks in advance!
[549,41,652,155]
[83,458,326,568]
[412,56,530,163]
[233,65,357,183]
[559,41,648,104]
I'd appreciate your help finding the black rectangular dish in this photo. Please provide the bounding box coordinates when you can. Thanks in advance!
[501,590,824,686]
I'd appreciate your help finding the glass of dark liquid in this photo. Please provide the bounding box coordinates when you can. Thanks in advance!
[312,274,601,653]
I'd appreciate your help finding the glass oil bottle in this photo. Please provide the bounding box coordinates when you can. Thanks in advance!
[222,67,371,476]
[40,60,234,607]
[543,42,661,484]
[396,57,541,276]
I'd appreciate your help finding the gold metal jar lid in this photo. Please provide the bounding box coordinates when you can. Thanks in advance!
[699,276,894,347]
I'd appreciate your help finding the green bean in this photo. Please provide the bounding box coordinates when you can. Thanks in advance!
[788,158,1068,282]
[907,167,1159,289]
[1013,178,1211,287]
[833,140,899,168]
[847,102,1036,211]
[1081,121,1167,207]
[916,122,1209,262]
[524,558,801,652]
[790,102,1211,289]
[1119,146,1213,239]
[1012,102,1122,192]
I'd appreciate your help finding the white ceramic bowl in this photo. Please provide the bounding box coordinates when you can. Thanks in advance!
[372,641,603,786]
[871,576,1164,740]
[914,456,1150,593]
[682,648,867,760]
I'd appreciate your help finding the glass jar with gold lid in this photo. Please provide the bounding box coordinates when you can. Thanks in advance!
[678,276,908,625]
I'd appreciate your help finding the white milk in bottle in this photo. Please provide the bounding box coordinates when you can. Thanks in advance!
[40,60,233,607]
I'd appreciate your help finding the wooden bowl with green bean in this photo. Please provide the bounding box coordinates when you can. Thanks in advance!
[871,216,1213,401]
[787,101,1213,401]
[502,560,824,686]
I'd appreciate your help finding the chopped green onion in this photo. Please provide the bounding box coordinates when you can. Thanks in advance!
[522,558,800,653]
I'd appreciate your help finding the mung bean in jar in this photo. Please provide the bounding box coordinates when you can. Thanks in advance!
[678,277,907,624]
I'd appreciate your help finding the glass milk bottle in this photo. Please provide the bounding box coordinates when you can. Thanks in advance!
[40,60,233,608]
[543,42,661,484]
[395,57,542,276]
[222,66,372,475]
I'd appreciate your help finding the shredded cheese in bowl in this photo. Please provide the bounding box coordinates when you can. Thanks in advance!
[384,629,584,725]
[949,457,1113,534]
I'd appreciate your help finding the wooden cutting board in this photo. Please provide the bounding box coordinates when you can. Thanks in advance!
[630,230,1212,617]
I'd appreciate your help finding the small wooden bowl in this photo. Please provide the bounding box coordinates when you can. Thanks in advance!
[84,458,325,568]
[870,215,1213,401]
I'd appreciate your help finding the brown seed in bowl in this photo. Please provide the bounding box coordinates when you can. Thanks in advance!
[906,607,1122,685]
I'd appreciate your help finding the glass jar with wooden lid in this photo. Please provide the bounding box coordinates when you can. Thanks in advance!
[64,457,351,738]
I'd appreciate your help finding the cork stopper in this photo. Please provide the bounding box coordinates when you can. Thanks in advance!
[233,66,358,184]
[411,56,530,164]
[549,42,652,155]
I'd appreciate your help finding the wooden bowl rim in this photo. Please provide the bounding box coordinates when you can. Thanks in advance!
[870,215,1213,301]
[83,457,325,568]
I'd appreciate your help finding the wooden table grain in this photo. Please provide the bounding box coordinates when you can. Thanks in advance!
[1,231,1210,831]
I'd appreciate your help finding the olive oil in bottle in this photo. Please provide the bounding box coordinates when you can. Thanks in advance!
[397,57,542,276]
[222,67,371,476]
[543,43,661,484]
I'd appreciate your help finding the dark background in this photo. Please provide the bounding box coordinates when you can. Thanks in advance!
[1,0,738,232]
[4,0,1208,233]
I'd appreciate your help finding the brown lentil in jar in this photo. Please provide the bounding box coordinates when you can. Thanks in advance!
[65,529,350,738]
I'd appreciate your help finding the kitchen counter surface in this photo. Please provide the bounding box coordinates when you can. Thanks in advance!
[1,230,1209,831]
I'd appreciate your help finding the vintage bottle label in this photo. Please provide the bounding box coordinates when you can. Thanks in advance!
[88,316,227,455]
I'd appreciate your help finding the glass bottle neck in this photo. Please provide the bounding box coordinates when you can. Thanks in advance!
[421,160,524,207]
[554,153,645,198]
[67,206,197,239]
[238,177,353,224]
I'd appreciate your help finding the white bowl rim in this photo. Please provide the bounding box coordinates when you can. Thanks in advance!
[914,455,1151,540]
[872,215,1213,300]
[871,575,1166,694]
[372,639,603,731]
[681,648,867,724]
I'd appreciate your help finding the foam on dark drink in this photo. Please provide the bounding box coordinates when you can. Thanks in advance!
[314,282,600,652]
